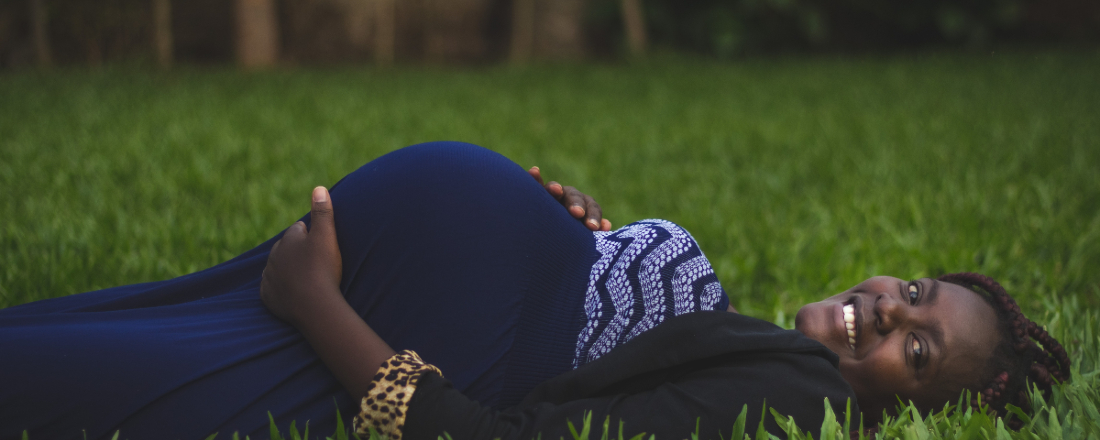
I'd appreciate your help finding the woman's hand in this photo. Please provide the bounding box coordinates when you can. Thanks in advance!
[260,186,344,327]
[528,166,612,232]
[260,186,397,398]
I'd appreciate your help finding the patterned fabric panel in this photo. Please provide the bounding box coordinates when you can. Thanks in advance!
[573,219,727,368]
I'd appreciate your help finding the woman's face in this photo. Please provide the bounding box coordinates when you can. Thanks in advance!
[795,276,1002,421]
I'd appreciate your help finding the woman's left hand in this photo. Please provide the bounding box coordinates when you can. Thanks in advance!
[260,186,397,399]
[260,186,344,327]
[529,166,612,232]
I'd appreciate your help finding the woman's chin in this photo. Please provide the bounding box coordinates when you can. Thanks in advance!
[794,301,838,351]
[793,303,818,336]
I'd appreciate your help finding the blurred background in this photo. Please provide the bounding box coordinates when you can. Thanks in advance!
[1,0,1098,68]
[2,2,1099,435]
[1,0,1098,318]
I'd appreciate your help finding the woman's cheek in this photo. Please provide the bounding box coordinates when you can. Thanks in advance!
[841,350,907,406]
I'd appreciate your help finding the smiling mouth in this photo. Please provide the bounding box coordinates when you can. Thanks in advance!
[842,297,859,352]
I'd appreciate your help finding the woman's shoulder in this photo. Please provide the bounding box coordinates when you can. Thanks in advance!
[592,218,716,288]
[597,219,698,242]
[595,218,713,273]
[576,219,729,367]
[538,312,846,403]
[523,311,856,436]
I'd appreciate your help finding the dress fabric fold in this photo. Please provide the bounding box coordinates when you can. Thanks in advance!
[0,142,597,440]
[0,141,731,440]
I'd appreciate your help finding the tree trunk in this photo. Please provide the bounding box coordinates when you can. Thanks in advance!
[620,0,645,56]
[235,0,279,68]
[373,0,395,65]
[509,0,534,63]
[152,0,173,68]
[534,0,585,60]
[29,0,51,67]
[343,0,373,51]
[423,0,490,63]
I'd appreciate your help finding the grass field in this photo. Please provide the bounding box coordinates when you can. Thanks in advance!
[1,50,1098,438]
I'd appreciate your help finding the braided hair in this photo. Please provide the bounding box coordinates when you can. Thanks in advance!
[936,272,1071,426]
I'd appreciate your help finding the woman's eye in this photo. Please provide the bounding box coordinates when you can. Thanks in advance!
[908,284,919,305]
[912,337,923,365]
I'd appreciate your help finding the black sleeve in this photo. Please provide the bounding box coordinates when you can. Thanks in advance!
[403,352,854,440]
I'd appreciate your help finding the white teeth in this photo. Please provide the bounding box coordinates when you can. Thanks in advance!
[843,303,857,350]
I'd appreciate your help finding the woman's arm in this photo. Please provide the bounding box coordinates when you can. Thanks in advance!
[260,173,610,399]
[398,352,849,440]
[260,186,396,399]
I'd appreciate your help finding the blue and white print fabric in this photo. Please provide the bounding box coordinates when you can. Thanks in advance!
[573,219,728,368]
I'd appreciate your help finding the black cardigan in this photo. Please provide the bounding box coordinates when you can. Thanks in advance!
[404,311,858,440]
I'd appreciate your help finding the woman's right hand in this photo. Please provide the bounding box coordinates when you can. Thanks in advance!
[260,186,345,327]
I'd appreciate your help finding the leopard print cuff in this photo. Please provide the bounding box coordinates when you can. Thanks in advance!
[353,350,442,440]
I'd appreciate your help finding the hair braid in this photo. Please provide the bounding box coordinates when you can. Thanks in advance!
[936,272,1071,426]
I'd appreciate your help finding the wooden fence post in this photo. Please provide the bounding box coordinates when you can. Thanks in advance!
[510,0,535,63]
[620,0,646,57]
[153,0,173,68]
[30,0,52,68]
[235,0,279,68]
[373,0,395,66]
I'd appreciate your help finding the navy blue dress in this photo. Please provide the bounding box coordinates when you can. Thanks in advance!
[0,142,727,440]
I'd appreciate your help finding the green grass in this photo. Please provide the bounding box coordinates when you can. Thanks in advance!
[2,49,1099,439]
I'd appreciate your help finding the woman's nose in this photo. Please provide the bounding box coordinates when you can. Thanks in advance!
[874,293,907,334]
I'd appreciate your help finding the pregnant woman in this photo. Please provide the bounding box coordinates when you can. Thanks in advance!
[1,142,1069,440]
